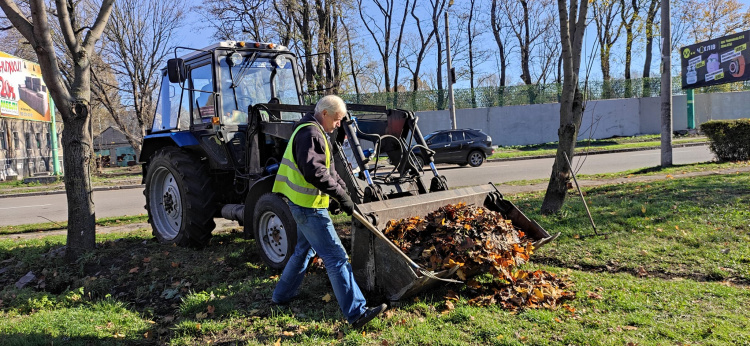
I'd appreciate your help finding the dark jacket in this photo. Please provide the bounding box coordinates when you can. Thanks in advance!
[292,113,348,203]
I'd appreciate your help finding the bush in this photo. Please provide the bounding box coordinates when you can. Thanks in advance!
[700,119,750,161]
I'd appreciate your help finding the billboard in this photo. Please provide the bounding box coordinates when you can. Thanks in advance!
[680,30,750,89]
[0,51,51,122]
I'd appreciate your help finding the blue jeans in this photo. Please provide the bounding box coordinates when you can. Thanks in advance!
[272,202,367,323]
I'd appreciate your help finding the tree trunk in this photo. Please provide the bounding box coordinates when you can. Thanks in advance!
[623,28,633,97]
[541,0,588,215]
[61,102,97,261]
[642,0,659,97]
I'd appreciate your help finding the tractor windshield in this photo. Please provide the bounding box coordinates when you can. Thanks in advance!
[218,54,300,124]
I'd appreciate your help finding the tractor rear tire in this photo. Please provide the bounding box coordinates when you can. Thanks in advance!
[253,193,297,270]
[144,147,217,248]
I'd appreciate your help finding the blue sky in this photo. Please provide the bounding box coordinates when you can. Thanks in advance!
[180,0,750,89]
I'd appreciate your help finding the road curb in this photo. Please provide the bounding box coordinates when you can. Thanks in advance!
[0,184,144,199]
[487,142,708,163]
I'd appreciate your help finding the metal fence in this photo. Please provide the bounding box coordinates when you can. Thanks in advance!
[308,77,750,112]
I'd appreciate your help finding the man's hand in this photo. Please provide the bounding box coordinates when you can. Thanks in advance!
[339,194,355,215]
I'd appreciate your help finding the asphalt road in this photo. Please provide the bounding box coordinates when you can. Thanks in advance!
[0,145,716,226]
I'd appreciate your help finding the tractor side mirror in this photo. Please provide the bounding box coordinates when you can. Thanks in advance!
[167,58,186,83]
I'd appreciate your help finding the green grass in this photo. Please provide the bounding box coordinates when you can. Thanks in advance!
[0,215,148,235]
[1,170,749,344]
[498,160,750,187]
[489,135,707,160]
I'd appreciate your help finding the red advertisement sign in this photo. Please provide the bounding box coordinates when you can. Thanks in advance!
[0,51,51,122]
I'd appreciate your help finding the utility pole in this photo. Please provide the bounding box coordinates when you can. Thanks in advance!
[445,1,457,130]
[660,0,673,166]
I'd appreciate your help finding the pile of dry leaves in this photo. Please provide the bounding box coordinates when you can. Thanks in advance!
[383,203,575,310]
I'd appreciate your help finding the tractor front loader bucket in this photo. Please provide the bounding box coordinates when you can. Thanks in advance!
[351,184,554,301]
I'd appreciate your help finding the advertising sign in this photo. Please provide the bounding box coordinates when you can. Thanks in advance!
[681,31,750,89]
[0,51,51,122]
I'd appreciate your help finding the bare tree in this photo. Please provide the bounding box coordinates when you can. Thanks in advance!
[92,0,186,161]
[620,0,642,97]
[402,1,437,92]
[490,0,513,88]
[682,0,750,42]
[591,0,623,97]
[358,0,411,94]
[0,0,115,261]
[0,27,35,60]
[501,0,556,86]
[431,0,448,109]
[196,0,271,41]
[641,0,658,94]
[540,0,589,214]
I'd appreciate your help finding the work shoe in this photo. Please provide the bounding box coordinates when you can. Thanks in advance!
[351,303,387,329]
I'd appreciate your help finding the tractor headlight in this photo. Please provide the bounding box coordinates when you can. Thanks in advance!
[228,52,243,66]
[273,55,288,68]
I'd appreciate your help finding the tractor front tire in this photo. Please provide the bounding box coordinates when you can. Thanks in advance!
[253,193,297,270]
[144,147,217,248]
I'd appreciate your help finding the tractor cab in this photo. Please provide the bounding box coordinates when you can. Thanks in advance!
[146,41,304,171]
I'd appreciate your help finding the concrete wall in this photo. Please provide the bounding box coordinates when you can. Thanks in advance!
[415,90,750,147]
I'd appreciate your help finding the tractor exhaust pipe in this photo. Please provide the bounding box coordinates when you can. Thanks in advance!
[221,204,245,223]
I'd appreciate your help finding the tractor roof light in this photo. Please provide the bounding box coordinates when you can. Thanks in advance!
[254,42,261,48]
[237,41,246,47]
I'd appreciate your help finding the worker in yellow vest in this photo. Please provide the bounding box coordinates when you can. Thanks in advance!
[271,95,387,329]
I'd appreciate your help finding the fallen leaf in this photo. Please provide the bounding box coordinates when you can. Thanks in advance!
[196,323,202,330]
[282,331,294,336]
[129,267,139,273]
[636,267,648,277]
[207,305,215,315]
[382,340,390,345]
[639,250,648,256]
[142,257,151,263]
[195,312,208,319]
[162,315,174,323]
[322,293,332,302]
[337,331,344,339]
[623,326,638,331]
[171,262,180,268]
[143,331,152,339]
[113,333,125,339]
[587,291,603,300]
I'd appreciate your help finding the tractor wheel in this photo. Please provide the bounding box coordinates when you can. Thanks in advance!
[467,150,485,167]
[253,193,297,270]
[144,147,217,247]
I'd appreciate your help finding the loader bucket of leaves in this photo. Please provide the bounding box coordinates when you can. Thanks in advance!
[350,184,571,307]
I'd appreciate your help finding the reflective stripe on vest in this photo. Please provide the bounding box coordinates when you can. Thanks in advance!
[272,122,331,208]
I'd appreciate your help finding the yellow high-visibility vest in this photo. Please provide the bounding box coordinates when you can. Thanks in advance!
[272,122,331,208]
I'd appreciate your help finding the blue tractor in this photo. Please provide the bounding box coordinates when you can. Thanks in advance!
[141,41,554,299]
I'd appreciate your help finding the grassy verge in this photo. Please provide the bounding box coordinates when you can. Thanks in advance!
[0,215,148,235]
[489,134,706,160]
[500,160,750,186]
[1,171,748,344]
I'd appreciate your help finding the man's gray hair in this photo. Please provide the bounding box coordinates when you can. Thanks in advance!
[314,95,347,116]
